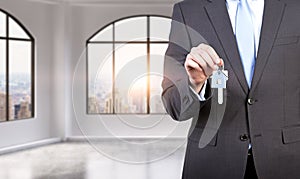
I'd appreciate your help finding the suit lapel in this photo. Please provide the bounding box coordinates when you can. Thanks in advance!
[204,1,249,94]
[250,0,286,91]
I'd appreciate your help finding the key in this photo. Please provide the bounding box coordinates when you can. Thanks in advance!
[211,65,228,104]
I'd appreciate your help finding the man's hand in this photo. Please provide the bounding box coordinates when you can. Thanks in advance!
[184,43,223,93]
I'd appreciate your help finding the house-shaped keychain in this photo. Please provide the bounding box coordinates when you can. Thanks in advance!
[211,68,228,104]
[211,70,228,89]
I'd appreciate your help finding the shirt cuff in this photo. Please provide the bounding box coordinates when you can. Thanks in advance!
[189,80,207,101]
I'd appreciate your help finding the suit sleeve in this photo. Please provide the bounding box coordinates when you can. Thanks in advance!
[161,3,211,121]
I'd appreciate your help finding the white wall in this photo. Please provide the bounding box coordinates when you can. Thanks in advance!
[0,0,58,148]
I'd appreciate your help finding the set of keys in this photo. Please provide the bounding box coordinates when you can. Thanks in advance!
[210,62,228,104]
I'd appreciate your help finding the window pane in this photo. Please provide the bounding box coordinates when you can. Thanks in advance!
[90,25,113,42]
[149,44,168,113]
[115,44,147,113]
[150,17,171,41]
[0,12,6,37]
[88,44,113,114]
[8,17,30,39]
[115,17,147,42]
[0,40,6,121]
[9,41,32,120]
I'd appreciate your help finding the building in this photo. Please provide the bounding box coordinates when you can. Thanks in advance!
[16,100,31,119]
[0,92,14,121]
[88,96,100,114]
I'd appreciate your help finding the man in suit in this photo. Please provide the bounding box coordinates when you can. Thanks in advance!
[162,0,300,178]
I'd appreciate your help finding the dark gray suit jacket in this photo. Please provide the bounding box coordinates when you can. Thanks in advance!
[162,0,300,178]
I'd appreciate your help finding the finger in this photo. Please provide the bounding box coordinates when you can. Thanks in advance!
[217,58,224,67]
[185,59,208,84]
[189,53,213,76]
[199,44,221,65]
[189,47,204,66]
[195,48,218,70]
[185,56,203,72]
[189,51,208,71]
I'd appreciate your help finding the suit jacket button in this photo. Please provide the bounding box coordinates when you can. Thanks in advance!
[240,134,249,141]
[248,98,255,105]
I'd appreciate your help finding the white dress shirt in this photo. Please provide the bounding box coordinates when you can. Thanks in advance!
[192,0,264,100]
[227,0,264,56]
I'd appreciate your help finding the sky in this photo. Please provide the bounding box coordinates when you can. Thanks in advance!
[1,12,32,75]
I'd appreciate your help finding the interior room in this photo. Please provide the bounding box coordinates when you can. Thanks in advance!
[0,0,191,178]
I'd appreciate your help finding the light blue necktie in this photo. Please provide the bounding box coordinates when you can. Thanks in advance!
[235,0,256,88]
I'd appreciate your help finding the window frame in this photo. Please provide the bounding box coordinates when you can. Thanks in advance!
[86,15,170,115]
[0,9,35,122]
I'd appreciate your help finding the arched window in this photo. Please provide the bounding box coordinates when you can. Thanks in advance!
[87,15,171,114]
[0,9,34,122]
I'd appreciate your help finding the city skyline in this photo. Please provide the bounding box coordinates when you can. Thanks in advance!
[0,73,32,121]
[88,80,165,114]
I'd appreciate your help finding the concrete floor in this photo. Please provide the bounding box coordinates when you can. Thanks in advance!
[0,139,187,179]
